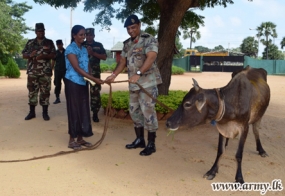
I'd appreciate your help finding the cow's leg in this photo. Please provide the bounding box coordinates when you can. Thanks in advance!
[235,125,249,184]
[204,133,225,180]
[252,121,268,157]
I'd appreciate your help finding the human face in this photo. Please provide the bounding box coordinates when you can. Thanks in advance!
[57,44,64,50]
[36,30,45,40]
[126,23,141,38]
[73,29,86,45]
[86,33,95,43]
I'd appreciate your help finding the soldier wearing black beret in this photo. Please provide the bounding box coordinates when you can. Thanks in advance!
[105,14,162,156]
[51,39,66,104]
[22,23,56,121]
[83,28,107,122]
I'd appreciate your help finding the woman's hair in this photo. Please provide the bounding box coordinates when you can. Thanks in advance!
[71,25,85,43]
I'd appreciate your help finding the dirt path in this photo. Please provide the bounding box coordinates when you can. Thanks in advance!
[0,71,284,196]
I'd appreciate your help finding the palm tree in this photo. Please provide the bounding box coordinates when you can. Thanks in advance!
[280,37,285,49]
[256,22,277,59]
[183,27,201,49]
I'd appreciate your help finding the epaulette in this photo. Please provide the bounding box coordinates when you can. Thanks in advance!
[123,38,131,44]
[141,33,150,38]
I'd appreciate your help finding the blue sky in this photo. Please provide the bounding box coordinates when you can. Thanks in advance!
[22,0,285,56]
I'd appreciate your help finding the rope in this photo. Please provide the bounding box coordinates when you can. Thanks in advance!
[0,80,172,163]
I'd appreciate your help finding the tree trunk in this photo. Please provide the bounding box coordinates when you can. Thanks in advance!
[156,0,199,95]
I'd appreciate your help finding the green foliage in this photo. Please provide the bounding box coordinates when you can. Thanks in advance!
[262,44,284,60]
[5,58,20,78]
[240,36,258,58]
[110,63,117,71]
[101,90,187,113]
[100,63,110,72]
[0,1,32,59]
[172,65,185,75]
[0,60,5,76]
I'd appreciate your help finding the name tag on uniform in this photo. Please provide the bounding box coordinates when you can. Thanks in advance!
[93,47,101,50]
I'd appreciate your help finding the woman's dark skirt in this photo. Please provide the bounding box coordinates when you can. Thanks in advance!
[64,78,93,138]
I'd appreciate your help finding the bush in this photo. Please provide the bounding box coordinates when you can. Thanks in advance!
[172,65,185,75]
[100,63,110,72]
[5,58,21,78]
[0,61,5,76]
[110,63,117,71]
[101,90,187,114]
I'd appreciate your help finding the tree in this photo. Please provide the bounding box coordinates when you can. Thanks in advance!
[194,45,211,53]
[213,45,225,51]
[280,37,285,49]
[0,0,32,60]
[34,0,245,95]
[240,36,258,57]
[183,27,201,49]
[4,57,20,78]
[262,44,283,60]
[256,22,277,59]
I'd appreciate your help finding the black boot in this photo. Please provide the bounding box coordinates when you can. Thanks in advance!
[42,105,50,121]
[53,95,60,104]
[25,105,36,120]
[126,127,146,149]
[92,112,99,122]
[140,132,156,156]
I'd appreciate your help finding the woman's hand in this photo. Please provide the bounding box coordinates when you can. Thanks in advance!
[94,78,104,85]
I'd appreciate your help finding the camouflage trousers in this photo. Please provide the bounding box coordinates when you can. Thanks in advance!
[129,86,158,132]
[90,83,101,113]
[27,74,51,106]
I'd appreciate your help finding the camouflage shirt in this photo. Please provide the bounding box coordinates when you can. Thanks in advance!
[22,38,56,76]
[82,40,106,77]
[121,31,162,91]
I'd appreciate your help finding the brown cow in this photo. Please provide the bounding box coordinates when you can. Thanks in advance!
[166,66,270,183]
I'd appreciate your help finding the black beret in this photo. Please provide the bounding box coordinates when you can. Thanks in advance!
[56,40,63,45]
[86,28,95,35]
[124,14,140,27]
[35,23,45,31]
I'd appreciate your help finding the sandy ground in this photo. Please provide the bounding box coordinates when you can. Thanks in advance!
[0,70,284,196]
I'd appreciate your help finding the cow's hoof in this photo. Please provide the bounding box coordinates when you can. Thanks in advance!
[235,178,244,184]
[203,172,216,180]
[259,151,268,157]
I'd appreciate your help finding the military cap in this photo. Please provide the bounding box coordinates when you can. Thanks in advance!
[35,23,45,31]
[124,14,140,27]
[56,40,63,45]
[86,28,95,35]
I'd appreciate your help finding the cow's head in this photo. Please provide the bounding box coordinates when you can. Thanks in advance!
[166,78,209,131]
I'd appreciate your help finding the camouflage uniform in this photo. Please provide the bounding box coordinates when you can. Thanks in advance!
[121,31,162,132]
[22,38,56,106]
[83,40,106,113]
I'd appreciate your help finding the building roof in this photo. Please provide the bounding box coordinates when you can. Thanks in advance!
[110,42,123,52]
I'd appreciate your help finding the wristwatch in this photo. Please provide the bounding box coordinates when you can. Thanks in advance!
[136,70,142,76]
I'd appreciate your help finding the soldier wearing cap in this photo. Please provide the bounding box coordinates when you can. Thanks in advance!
[51,39,66,104]
[22,23,56,121]
[105,14,162,156]
[83,28,107,122]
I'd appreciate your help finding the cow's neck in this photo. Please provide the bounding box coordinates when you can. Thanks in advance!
[214,88,225,122]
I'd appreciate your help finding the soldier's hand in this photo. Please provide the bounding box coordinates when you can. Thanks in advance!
[87,46,93,55]
[129,75,140,83]
[30,50,37,58]
[104,74,116,84]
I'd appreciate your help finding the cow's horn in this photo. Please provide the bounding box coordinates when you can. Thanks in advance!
[192,78,200,91]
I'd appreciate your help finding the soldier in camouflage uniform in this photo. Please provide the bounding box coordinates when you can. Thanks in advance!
[105,15,162,156]
[22,23,56,121]
[83,28,107,122]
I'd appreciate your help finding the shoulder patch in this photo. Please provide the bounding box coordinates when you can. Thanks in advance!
[141,34,150,38]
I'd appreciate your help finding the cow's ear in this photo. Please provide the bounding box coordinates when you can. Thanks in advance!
[192,78,200,92]
[195,96,206,113]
